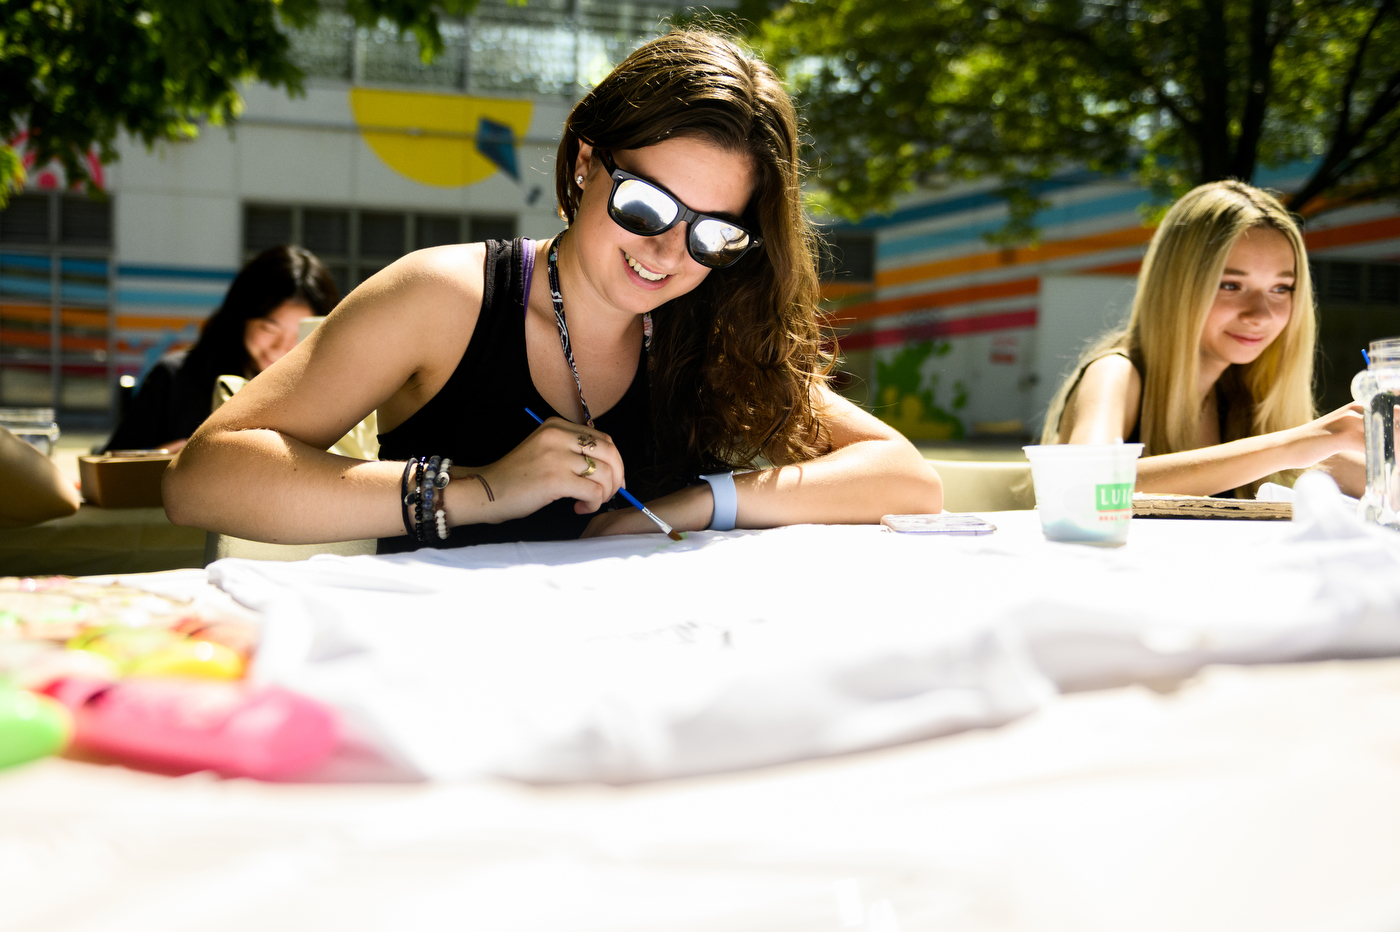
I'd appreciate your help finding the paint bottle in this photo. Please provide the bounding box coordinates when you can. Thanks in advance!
[0,686,72,769]
[44,677,337,780]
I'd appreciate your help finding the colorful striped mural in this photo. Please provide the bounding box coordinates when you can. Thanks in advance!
[113,265,234,381]
[824,166,1400,440]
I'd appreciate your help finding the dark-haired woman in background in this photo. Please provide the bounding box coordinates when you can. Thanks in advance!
[164,30,942,549]
[104,246,340,452]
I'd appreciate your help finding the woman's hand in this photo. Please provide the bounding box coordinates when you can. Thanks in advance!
[468,416,625,524]
[1284,403,1365,469]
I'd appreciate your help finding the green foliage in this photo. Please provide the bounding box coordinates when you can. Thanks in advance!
[875,339,966,438]
[0,0,481,205]
[875,338,939,398]
[754,0,1400,229]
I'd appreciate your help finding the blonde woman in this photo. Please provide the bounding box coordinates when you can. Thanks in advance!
[1043,180,1364,497]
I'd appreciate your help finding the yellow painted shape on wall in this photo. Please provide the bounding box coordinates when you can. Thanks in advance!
[349,88,533,188]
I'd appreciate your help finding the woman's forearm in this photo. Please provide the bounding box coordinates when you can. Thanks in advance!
[735,438,943,527]
[1134,428,1312,495]
[163,427,409,543]
[604,439,943,536]
[0,428,80,527]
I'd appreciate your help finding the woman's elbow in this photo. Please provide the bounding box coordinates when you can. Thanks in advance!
[875,438,944,514]
[878,457,944,516]
[912,461,944,513]
[161,445,212,528]
[161,457,194,527]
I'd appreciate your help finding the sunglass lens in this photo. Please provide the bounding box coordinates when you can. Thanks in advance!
[691,219,751,267]
[611,179,678,234]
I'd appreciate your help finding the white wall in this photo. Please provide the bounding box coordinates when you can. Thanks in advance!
[1029,275,1137,435]
[111,81,572,271]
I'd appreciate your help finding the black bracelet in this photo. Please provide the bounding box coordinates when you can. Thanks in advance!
[419,456,440,543]
[400,458,416,538]
[412,457,426,543]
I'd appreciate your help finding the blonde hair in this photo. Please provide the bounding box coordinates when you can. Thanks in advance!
[1041,181,1316,488]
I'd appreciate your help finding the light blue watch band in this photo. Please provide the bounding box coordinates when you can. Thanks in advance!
[699,471,737,531]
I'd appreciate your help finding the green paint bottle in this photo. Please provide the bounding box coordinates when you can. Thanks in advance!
[0,686,72,769]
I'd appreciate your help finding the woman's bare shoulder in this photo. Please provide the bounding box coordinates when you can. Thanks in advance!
[1061,352,1142,443]
[318,244,489,354]
[1079,351,1140,388]
[354,243,489,312]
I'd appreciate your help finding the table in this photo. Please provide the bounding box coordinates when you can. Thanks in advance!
[5,491,1400,930]
[0,504,206,576]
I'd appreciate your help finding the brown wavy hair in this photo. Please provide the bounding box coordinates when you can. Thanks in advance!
[556,29,833,489]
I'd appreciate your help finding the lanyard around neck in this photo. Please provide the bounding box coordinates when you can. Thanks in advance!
[544,234,651,430]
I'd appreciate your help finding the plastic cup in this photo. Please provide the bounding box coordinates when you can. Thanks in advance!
[1022,443,1144,544]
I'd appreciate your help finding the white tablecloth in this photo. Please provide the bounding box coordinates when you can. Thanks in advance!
[7,659,1400,932]
[191,472,1400,783]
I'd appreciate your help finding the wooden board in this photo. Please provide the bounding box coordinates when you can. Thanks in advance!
[1132,493,1292,520]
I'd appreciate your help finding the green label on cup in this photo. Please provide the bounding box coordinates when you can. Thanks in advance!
[1095,483,1133,512]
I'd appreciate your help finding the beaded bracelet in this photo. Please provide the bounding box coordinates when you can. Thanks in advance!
[402,455,488,546]
[400,458,417,538]
[412,457,426,542]
[434,457,453,540]
[419,456,440,543]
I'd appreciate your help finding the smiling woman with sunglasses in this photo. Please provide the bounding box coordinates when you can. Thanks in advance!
[164,30,943,548]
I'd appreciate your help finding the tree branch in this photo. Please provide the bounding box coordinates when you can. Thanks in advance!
[1336,0,1396,136]
[987,1,1200,133]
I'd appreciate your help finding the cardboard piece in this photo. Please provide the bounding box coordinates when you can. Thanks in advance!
[1131,493,1292,520]
[79,452,175,508]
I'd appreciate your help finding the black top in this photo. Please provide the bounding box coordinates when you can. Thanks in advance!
[376,239,654,553]
[104,351,221,452]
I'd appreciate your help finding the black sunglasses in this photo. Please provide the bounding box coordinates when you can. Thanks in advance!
[598,150,762,269]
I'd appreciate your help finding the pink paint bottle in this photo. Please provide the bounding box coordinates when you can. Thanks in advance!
[45,677,337,780]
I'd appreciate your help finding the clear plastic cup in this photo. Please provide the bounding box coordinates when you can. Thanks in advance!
[1022,443,1144,544]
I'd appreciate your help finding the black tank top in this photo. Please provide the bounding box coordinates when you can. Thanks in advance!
[376,239,653,553]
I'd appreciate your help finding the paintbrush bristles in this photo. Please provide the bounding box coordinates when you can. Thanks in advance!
[667,529,684,542]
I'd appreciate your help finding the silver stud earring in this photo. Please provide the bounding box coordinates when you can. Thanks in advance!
[575,174,584,186]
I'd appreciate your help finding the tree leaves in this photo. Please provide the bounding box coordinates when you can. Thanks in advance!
[0,0,481,203]
[753,0,1400,231]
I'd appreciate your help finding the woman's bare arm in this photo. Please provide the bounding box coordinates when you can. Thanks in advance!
[1060,355,1365,496]
[1132,406,1364,496]
[584,384,943,535]
[163,247,489,543]
[1060,354,1141,446]
[0,427,80,528]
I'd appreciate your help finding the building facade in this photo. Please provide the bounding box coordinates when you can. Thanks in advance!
[0,0,682,428]
[4,6,1396,440]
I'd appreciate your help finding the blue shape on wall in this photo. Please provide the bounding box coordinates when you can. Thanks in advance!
[476,118,519,180]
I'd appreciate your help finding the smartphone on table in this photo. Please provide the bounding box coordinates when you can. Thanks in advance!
[880,513,997,535]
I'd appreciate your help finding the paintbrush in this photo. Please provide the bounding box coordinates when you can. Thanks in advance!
[525,407,684,541]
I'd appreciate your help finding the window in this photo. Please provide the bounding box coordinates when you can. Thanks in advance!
[285,0,682,95]
[0,193,114,418]
[242,204,517,296]
[1314,261,1400,305]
